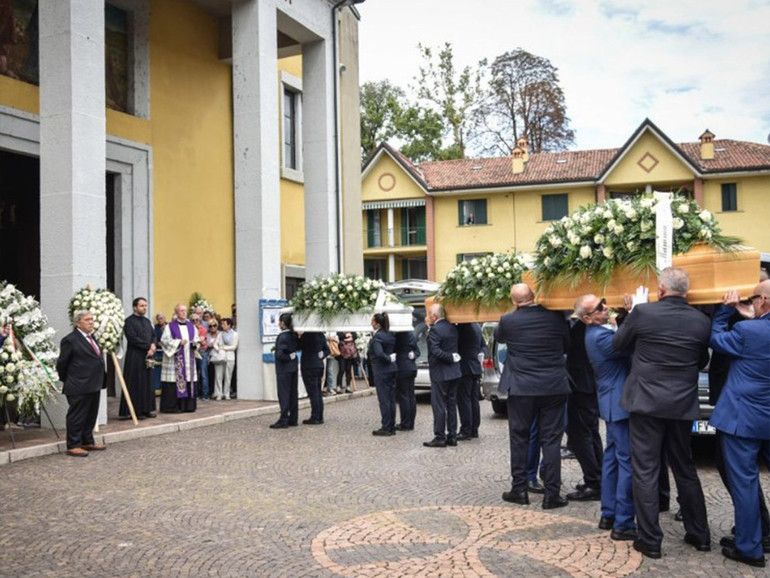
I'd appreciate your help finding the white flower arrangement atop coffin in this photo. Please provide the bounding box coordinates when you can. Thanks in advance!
[288,274,413,332]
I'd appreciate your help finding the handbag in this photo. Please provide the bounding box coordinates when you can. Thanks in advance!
[328,338,340,358]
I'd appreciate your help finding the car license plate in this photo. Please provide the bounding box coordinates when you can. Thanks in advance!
[691,420,716,435]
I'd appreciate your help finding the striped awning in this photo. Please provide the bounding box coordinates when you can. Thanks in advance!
[362,199,426,210]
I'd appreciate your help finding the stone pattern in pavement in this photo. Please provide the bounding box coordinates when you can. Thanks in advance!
[0,395,766,577]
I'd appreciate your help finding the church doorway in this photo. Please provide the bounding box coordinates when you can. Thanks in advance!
[0,150,40,299]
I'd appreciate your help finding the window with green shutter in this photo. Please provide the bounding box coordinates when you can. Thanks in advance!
[721,183,737,211]
[541,194,569,221]
[458,200,487,225]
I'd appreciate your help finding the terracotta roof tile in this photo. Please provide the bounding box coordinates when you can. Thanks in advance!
[395,138,770,192]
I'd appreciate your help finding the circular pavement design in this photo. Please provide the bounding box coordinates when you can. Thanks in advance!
[311,505,643,577]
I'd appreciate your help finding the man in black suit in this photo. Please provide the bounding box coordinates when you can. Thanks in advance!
[270,313,299,429]
[423,304,462,448]
[456,323,486,440]
[495,283,571,509]
[565,315,603,501]
[614,267,711,559]
[298,332,330,425]
[56,310,107,457]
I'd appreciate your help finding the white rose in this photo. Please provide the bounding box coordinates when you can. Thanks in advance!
[640,198,654,209]
[607,219,616,229]
[677,203,690,214]
[603,210,613,219]
[579,246,593,259]
[325,300,333,308]
[5,363,14,372]
[0,352,7,361]
[700,228,713,239]
[640,220,652,232]
[549,235,563,247]
[5,393,14,401]
[497,267,504,273]
[594,234,605,244]
[624,208,637,220]
[485,268,492,274]
[699,210,712,222]
[614,225,624,235]
[331,286,339,293]
[0,385,6,392]
[505,272,512,279]
[672,217,685,230]
[626,241,637,251]
[544,256,552,267]
[503,262,510,270]
[0,366,4,374]
[488,273,495,278]
[476,273,483,279]
[602,247,613,259]
[4,375,12,384]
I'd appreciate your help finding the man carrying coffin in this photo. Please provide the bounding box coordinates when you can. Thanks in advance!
[119,297,157,420]
[160,303,199,413]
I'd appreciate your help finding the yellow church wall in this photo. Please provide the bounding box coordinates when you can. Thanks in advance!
[362,155,426,202]
[702,175,770,252]
[149,0,234,317]
[0,75,38,114]
[604,132,695,187]
[281,179,306,266]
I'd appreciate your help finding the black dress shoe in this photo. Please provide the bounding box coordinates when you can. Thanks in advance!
[456,434,472,441]
[144,413,157,418]
[598,516,615,530]
[633,539,662,559]
[658,500,670,512]
[502,490,529,505]
[302,419,323,425]
[721,535,770,554]
[394,424,404,430]
[722,546,766,568]
[471,431,479,438]
[372,429,394,437]
[566,487,601,501]
[269,422,288,429]
[611,528,637,541]
[542,495,569,510]
[684,533,711,552]
[288,423,298,427]
[446,438,457,447]
[423,437,446,447]
[674,508,684,522]
[576,483,587,492]
[526,479,545,494]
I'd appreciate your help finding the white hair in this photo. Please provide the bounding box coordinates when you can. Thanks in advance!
[72,310,92,325]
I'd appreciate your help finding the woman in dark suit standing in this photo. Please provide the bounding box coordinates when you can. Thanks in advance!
[270,313,299,429]
[395,330,420,430]
[368,312,398,437]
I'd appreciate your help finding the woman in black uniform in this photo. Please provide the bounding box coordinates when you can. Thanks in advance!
[368,313,398,436]
[270,313,299,429]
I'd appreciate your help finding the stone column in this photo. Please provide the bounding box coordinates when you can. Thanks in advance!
[39,0,107,427]
[386,208,394,247]
[388,254,396,283]
[232,0,281,400]
[302,37,338,277]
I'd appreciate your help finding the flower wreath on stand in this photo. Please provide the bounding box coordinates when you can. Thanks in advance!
[189,292,216,316]
[290,274,388,323]
[0,282,60,418]
[436,253,531,312]
[68,287,125,354]
[0,336,24,411]
[532,193,740,289]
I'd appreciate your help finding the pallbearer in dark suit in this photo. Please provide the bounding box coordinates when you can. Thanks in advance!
[614,267,711,560]
[299,331,330,425]
[369,313,398,436]
[56,310,107,457]
[495,283,571,509]
[119,297,157,420]
[270,313,299,429]
[709,282,770,568]
[456,323,486,440]
[424,304,462,448]
[395,330,420,431]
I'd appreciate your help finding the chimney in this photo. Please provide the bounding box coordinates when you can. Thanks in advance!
[516,136,529,162]
[699,129,715,160]
[512,147,525,175]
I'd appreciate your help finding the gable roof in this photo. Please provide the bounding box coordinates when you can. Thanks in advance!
[363,121,770,194]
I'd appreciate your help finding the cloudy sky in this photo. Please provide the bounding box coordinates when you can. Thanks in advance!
[356,0,770,152]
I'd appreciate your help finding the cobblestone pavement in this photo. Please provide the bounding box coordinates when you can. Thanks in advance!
[0,395,766,577]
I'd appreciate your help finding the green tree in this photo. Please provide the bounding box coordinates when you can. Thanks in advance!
[414,42,483,159]
[360,80,444,162]
[474,48,574,155]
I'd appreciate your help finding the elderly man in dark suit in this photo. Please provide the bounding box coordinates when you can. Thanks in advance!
[56,310,107,457]
[614,267,711,559]
[456,323,486,440]
[495,283,571,509]
[424,304,462,448]
[709,281,770,568]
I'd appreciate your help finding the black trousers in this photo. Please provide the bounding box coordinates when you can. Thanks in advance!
[276,372,298,426]
[66,391,101,449]
[715,430,770,536]
[566,392,603,489]
[375,371,397,432]
[336,357,354,388]
[629,413,710,549]
[508,394,568,499]
[302,369,324,422]
[431,378,459,440]
[457,374,481,437]
[396,370,417,429]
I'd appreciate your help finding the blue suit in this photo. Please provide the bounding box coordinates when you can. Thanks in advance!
[709,307,770,559]
[428,319,462,440]
[585,324,634,532]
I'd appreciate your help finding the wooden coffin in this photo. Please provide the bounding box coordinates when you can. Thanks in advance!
[425,296,513,324]
[523,244,760,310]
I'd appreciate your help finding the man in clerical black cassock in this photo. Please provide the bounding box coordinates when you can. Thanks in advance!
[119,297,157,419]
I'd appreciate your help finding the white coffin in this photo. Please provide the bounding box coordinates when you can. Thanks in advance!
[289,305,414,333]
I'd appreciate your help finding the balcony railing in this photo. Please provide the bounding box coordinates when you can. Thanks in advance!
[364,226,427,249]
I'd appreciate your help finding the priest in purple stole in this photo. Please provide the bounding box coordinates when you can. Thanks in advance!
[160,303,199,413]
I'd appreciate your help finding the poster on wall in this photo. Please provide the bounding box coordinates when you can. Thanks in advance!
[259,299,286,345]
